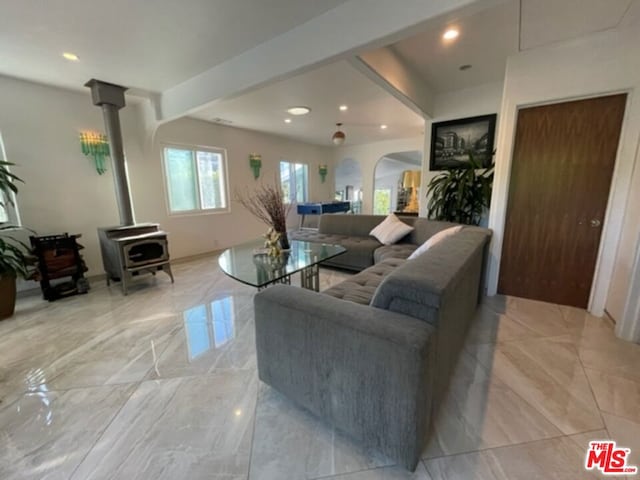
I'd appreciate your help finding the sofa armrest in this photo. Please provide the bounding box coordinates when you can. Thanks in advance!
[254,285,435,471]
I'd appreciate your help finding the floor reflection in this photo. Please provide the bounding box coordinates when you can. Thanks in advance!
[21,368,54,426]
[183,296,235,361]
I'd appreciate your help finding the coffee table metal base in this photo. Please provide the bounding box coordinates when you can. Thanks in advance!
[300,264,319,291]
[256,264,320,292]
[257,275,291,291]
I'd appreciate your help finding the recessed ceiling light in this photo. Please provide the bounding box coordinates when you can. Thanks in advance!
[62,52,80,61]
[380,124,388,130]
[443,28,459,40]
[287,106,311,116]
[339,105,348,111]
[459,64,472,71]
[284,118,292,123]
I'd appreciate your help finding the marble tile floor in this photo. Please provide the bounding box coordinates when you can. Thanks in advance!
[1,254,639,479]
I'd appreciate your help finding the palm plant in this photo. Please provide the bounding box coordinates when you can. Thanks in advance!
[1,160,31,318]
[426,152,494,226]
[0,161,29,275]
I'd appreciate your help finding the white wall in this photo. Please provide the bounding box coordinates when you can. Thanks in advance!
[0,75,136,278]
[0,75,333,285]
[334,157,363,197]
[420,82,504,217]
[333,136,424,214]
[140,117,334,259]
[486,26,640,341]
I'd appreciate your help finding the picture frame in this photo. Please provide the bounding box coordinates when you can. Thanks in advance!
[429,114,497,170]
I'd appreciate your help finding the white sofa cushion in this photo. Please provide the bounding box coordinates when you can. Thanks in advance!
[369,214,414,245]
[408,225,464,260]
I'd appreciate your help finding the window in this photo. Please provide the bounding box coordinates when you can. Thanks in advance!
[183,296,235,361]
[163,145,228,214]
[0,134,19,226]
[0,199,8,224]
[373,188,392,215]
[280,161,308,203]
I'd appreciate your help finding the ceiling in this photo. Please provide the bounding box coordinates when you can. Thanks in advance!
[190,61,424,146]
[390,0,639,94]
[189,0,640,146]
[3,0,638,148]
[385,151,423,166]
[392,1,520,94]
[0,0,347,93]
[520,0,637,50]
[375,154,422,179]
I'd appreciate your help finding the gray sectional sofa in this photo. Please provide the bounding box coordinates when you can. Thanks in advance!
[254,214,491,471]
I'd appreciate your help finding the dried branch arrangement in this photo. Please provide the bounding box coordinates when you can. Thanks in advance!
[235,181,292,248]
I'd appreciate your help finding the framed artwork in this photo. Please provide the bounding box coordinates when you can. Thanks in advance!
[430,114,497,170]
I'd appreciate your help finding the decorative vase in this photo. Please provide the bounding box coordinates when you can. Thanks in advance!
[0,275,17,320]
[278,230,290,250]
[263,228,282,257]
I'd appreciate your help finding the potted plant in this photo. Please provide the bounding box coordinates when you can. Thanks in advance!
[0,161,29,319]
[425,152,494,226]
[235,181,292,250]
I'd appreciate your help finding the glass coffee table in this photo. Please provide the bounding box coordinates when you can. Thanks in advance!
[218,239,346,291]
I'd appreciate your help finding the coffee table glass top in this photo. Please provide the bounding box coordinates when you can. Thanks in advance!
[218,238,346,288]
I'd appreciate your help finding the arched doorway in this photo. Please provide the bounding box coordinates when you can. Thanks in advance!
[373,151,422,215]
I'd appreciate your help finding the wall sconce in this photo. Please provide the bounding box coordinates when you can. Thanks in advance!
[319,164,328,183]
[80,131,110,175]
[249,153,262,179]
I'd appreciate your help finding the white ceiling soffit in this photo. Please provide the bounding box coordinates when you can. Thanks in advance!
[189,61,424,147]
[384,151,423,166]
[0,0,348,93]
[519,0,638,51]
[159,0,502,120]
[391,0,519,94]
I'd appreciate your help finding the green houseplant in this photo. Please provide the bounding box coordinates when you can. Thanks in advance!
[235,180,292,250]
[426,152,494,226]
[0,160,29,319]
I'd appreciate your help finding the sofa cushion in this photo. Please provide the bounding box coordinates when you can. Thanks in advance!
[402,220,461,246]
[370,214,414,245]
[323,258,404,305]
[318,214,390,237]
[289,230,380,271]
[374,244,418,263]
[372,229,492,322]
[408,226,464,260]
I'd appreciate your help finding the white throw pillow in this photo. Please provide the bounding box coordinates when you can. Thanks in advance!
[370,214,414,245]
[408,225,464,260]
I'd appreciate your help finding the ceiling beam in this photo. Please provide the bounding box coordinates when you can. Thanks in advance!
[158,0,497,122]
[350,47,434,118]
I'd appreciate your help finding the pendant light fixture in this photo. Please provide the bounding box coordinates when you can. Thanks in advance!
[332,123,346,146]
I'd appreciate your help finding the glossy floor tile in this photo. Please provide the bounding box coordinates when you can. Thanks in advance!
[0,384,135,480]
[250,386,391,480]
[70,371,258,480]
[1,255,639,480]
[424,434,604,479]
[423,377,563,458]
[467,335,604,434]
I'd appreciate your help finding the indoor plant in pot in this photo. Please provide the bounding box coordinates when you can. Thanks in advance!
[0,161,29,319]
[235,180,292,250]
[426,152,494,226]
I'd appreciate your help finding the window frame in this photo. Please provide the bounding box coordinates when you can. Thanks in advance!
[161,143,230,216]
[279,160,309,204]
[0,193,20,227]
[0,133,21,227]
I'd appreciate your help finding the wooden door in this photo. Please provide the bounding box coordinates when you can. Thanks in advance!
[498,94,626,308]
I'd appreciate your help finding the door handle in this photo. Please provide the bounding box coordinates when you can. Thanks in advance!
[590,219,601,228]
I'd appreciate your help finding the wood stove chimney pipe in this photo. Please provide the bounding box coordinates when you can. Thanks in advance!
[85,79,135,226]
